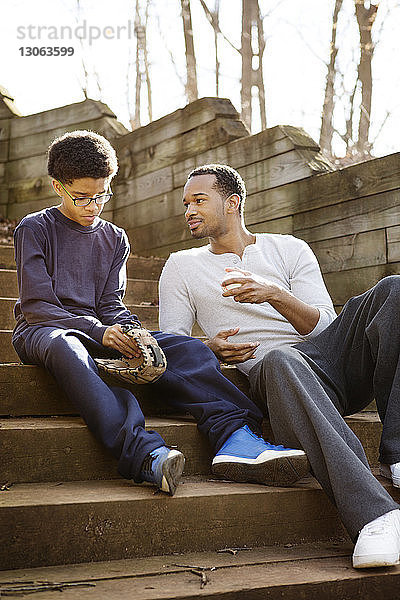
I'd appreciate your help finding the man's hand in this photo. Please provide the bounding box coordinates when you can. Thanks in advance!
[102,324,142,358]
[205,327,259,364]
[222,267,282,304]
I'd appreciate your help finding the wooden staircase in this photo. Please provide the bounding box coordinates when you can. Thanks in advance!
[0,243,399,598]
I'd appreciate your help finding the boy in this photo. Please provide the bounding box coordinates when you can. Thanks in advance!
[12,132,307,496]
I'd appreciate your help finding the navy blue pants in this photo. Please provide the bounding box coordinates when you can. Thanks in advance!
[13,327,262,481]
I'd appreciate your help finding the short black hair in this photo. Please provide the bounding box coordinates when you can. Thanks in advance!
[187,164,246,215]
[47,130,118,184]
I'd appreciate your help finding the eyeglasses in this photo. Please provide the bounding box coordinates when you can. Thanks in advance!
[56,180,113,207]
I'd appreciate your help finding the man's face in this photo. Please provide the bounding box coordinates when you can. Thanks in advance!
[183,174,228,239]
[53,177,110,227]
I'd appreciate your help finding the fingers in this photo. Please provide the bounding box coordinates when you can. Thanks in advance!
[222,347,259,364]
[216,327,240,339]
[103,325,142,358]
[225,267,251,276]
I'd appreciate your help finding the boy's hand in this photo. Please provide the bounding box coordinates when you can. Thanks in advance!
[102,324,142,359]
[205,327,259,364]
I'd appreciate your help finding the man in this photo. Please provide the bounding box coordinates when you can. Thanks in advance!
[159,163,400,568]
[12,131,307,499]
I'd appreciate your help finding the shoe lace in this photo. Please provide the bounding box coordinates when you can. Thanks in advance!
[363,512,393,536]
[248,429,285,450]
[141,453,155,477]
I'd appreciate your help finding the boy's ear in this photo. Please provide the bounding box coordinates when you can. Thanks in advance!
[225,194,241,213]
[51,179,63,197]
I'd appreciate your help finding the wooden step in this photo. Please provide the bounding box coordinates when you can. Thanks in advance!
[0,299,160,330]
[1,542,399,600]
[0,477,352,570]
[0,245,14,270]
[126,255,165,280]
[0,412,383,486]
[0,416,213,483]
[0,330,17,361]
[0,363,249,417]
[0,270,159,305]
[0,245,165,280]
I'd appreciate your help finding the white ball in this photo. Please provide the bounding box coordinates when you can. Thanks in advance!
[222,270,244,291]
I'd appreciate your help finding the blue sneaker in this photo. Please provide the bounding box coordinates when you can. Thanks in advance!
[211,425,309,486]
[140,446,185,496]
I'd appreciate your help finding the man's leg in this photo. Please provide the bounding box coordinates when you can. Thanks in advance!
[151,332,309,485]
[249,346,398,542]
[18,327,179,486]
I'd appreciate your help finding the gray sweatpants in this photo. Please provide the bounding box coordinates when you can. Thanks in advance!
[248,275,400,541]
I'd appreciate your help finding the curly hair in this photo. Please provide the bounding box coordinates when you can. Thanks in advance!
[47,130,118,184]
[187,164,246,215]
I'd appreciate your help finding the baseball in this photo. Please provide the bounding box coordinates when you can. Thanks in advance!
[222,270,245,291]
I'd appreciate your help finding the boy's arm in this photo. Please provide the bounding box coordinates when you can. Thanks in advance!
[158,256,196,335]
[15,225,107,343]
[96,231,141,328]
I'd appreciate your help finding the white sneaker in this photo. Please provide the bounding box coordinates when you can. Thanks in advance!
[380,462,400,488]
[353,509,400,568]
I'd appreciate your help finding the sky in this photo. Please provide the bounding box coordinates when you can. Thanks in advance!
[1,0,399,158]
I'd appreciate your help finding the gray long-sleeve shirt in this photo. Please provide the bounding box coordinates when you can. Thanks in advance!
[159,233,337,376]
[13,206,139,346]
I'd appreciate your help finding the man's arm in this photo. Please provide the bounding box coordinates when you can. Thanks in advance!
[222,239,336,337]
[15,224,107,344]
[159,256,260,364]
[158,255,196,335]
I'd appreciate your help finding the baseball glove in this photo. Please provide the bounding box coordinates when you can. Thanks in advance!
[95,323,167,384]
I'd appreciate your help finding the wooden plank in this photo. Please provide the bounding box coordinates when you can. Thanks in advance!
[309,229,386,274]
[114,97,241,155]
[0,479,345,570]
[294,190,400,243]
[9,116,128,161]
[6,154,47,182]
[7,197,55,221]
[0,416,212,482]
[249,216,293,235]
[0,140,8,162]
[387,225,400,263]
[115,117,249,180]
[116,166,174,205]
[10,99,116,138]
[0,118,11,140]
[134,237,207,258]
[238,150,324,196]
[244,153,400,225]
[324,262,400,306]
[114,150,325,248]
[113,188,183,229]
[7,178,53,205]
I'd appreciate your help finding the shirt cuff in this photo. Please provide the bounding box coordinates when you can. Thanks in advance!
[303,309,334,339]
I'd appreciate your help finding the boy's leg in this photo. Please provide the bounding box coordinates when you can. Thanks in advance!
[19,327,166,482]
[152,332,263,452]
[150,332,309,486]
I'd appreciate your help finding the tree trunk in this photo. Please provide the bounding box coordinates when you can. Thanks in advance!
[256,5,266,130]
[214,0,220,96]
[241,0,255,130]
[133,0,142,128]
[319,0,343,156]
[181,0,198,103]
[354,0,379,157]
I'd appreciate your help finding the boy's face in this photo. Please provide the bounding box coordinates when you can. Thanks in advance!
[52,177,110,227]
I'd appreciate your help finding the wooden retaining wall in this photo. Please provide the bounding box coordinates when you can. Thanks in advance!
[1,95,399,308]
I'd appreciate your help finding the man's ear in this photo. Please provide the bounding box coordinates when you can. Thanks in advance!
[225,194,241,213]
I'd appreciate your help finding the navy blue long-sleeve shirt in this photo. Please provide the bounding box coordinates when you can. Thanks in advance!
[13,207,140,345]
